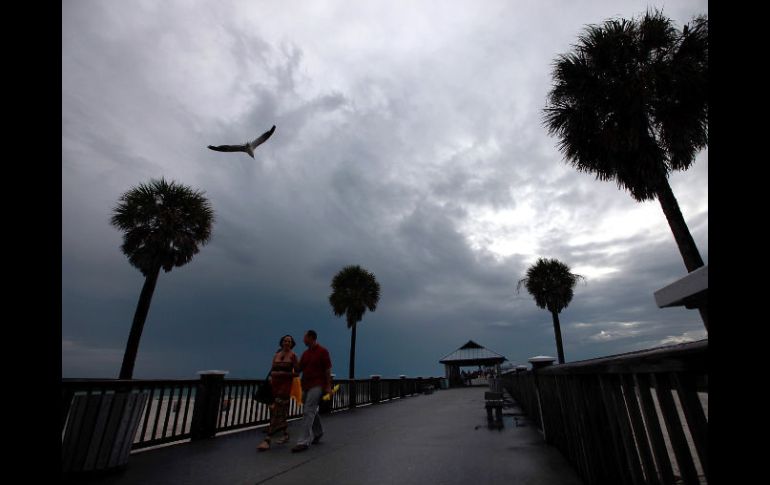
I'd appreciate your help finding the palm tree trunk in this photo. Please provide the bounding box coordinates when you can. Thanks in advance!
[551,311,565,364]
[119,265,161,379]
[656,178,705,272]
[348,319,357,379]
[656,178,708,330]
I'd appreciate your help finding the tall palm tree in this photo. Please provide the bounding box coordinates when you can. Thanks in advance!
[329,265,381,379]
[518,258,585,364]
[543,10,708,329]
[111,178,214,379]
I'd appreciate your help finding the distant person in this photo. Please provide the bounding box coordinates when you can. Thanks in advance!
[292,330,332,453]
[258,335,299,451]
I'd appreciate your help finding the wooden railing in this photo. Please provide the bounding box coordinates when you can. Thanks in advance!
[62,375,441,456]
[501,340,707,485]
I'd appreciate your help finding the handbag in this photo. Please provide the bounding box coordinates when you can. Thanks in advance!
[253,371,274,404]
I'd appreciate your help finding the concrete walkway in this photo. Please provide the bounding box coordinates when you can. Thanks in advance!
[68,387,583,485]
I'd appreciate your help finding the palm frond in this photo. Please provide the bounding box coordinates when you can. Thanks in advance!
[517,258,585,314]
[111,178,215,276]
[329,265,381,328]
[543,10,708,202]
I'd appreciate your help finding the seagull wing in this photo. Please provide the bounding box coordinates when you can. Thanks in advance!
[208,144,248,153]
[248,125,276,150]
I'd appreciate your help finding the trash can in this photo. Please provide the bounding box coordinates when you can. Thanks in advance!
[440,378,449,390]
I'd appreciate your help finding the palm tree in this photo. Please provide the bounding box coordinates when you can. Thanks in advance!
[111,178,214,379]
[543,10,708,329]
[329,265,381,379]
[518,258,585,364]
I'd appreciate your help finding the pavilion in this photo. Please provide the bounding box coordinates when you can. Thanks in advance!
[439,340,507,387]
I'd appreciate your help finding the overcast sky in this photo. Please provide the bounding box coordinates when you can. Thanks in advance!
[62,0,708,380]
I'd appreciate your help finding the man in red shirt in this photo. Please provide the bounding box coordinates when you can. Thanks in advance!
[292,330,332,452]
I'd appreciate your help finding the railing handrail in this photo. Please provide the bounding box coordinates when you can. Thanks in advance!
[536,339,707,375]
[62,378,201,385]
[63,376,427,384]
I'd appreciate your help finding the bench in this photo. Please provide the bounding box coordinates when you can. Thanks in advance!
[484,391,504,427]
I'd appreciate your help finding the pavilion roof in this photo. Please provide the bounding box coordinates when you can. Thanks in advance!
[439,340,507,365]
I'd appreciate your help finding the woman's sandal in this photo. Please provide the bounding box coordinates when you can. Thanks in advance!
[257,438,271,451]
[275,433,290,444]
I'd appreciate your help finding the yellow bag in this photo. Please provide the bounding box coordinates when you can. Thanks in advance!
[290,377,302,403]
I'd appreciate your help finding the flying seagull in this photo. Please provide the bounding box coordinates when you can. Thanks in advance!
[208,125,276,158]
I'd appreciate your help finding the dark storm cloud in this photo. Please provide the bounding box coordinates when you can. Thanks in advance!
[63,0,708,379]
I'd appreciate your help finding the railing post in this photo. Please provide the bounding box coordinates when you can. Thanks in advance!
[399,375,406,398]
[348,379,357,410]
[528,356,556,442]
[191,371,228,441]
[370,375,381,403]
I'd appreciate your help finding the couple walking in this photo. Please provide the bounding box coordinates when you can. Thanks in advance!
[258,329,332,453]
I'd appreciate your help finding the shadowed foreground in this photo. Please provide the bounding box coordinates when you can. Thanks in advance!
[68,387,583,485]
